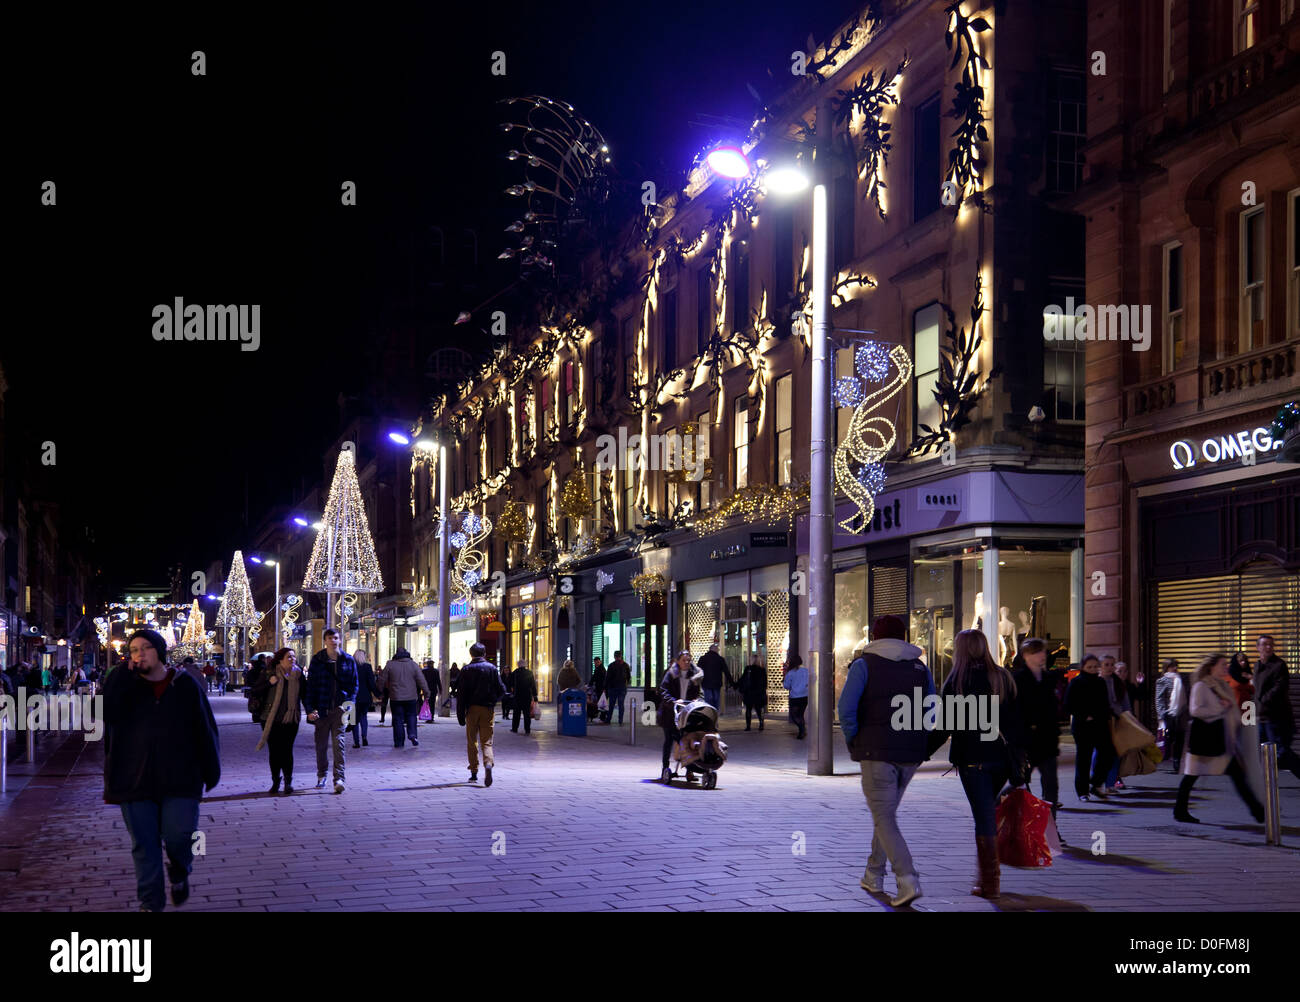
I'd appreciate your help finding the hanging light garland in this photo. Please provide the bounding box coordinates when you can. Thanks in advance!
[694,478,810,538]
[834,343,912,534]
[631,570,668,603]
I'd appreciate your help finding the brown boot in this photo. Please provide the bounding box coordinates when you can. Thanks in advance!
[971,835,1001,899]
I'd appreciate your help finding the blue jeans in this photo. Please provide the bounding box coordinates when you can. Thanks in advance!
[703,687,720,711]
[957,763,1009,837]
[1260,721,1300,779]
[120,797,201,911]
[391,700,419,746]
[352,709,369,746]
[606,689,627,724]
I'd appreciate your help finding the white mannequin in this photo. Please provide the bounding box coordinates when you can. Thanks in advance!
[971,591,986,632]
[1018,610,1030,635]
[998,606,1015,663]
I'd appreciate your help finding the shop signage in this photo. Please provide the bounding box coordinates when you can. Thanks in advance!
[1169,426,1281,471]
[750,532,788,547]
[709,544,747,560]
[862,497,903,533]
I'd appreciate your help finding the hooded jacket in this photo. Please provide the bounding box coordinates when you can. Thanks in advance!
[658,663,703,727]
[382,655,429,702]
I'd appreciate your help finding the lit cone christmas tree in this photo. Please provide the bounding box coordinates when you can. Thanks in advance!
[215,550,261,668]
[181,599,205,645]
[302,449,384,623]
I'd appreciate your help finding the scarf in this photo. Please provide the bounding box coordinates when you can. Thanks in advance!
[256,666,301,750]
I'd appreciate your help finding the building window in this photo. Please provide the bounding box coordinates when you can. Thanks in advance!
[539,378,551,441]
[1240,207,1266,353]
[564,361,577,426]
[1046,70,1085,194]
[775,373,793,485]
[697,266,712,355]
[913,95,941,222]
[1288,189,1299,339]
[1163,242,1185,374]
[1235,0,1259,53]
[913,304,943,436]
[731,242,750,334]
[1163,0,1175,92]
[733,397,749,490]
[1045,335,1086,422]
[696,410,712,511]
[1285,0,1296,22]
[663,425,678,516]
[663,288,679,370]
[622,464,636,534]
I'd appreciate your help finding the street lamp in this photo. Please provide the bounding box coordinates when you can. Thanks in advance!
[249,556,281,649]
[391,431,448,676]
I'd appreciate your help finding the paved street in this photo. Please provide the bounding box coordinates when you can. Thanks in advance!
[2,695,1298,912]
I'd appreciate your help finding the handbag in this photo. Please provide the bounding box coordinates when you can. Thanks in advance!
[530,700,541,720]
[1110,710,1153,757]
[1189,717,1226,757]
[417,699,432,722]
[1000,731,1032,787]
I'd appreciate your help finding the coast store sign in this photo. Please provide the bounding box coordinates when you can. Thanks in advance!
[1169,426,1281,471]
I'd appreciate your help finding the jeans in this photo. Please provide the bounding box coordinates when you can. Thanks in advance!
[1071,722,1113,796]
[1260,721,1300,780]
[1176,759,1264,819]
[957,762,1010,837]
[352,710,369,747]
[860,761,920,880]
[313,707,346,782]
[120,797,201,911]
[267,721,299,783]
[1029,754,1059,814]
[1103,754,1120,788]
[465,705,495,772]
[391,699,420,747]
[379,695,388,722]
[703,687,721,712]
[789,697,808,737]
[1162,713,1182,766]
[604,689,626,724]
[512,700,533,733]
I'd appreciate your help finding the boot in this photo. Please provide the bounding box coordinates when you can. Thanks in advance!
[971,835,1000,899]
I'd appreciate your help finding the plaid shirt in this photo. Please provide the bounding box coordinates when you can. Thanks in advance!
[303,650,358,714]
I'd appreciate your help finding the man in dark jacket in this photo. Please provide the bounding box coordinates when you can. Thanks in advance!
[422,659,443,722]
[510,660,538,734]
[737,660,768,731]
[697,643,734,714]
[457,643,504,785]
[1013,638,1063,821]
[104,629,220,912]
[836,615,931,907]
[303,629,358,794]
[604,651,631,725]
[1065,654,1113,800]
[591,657,608,722]
[352,650,379,748]
[381,648,430,749]
[1255,635,1300,779]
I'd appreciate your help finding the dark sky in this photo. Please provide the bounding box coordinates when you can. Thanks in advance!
[10,0,866,589]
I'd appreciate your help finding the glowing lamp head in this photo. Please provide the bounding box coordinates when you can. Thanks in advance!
[706,146,752,180]
[765,165,810,195]
[250,556,262,564]
[415,439,437,452]
[388,431,411,446]
[293,517,310,527]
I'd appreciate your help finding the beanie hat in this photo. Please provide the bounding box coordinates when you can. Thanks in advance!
[871,615,907,641]
[126,628,170,662]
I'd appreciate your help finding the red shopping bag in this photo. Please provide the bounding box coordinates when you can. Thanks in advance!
[995,788,1054,868]
[417,699,432,722]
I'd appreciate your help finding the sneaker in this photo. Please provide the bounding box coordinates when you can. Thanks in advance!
[411,738,418,747]
[333,781,345,794]
[315,777,327,790]
[890,874,922,908]
[1090,785,1108,798]
[484,766,493,788]
[362,738,368,746]
[170,879,189,908]
[469,772,478,783]
[860,870,885,894]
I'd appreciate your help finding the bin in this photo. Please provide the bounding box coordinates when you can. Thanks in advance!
[559,688,588,737]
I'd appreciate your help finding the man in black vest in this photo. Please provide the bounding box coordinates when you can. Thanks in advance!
[837,615,932,908]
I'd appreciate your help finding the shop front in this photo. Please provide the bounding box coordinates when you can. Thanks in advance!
[507,580,551,697]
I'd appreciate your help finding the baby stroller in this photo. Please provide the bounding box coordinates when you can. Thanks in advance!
[661,699,728,789]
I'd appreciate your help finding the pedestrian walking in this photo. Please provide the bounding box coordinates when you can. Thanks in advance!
[1065,654,1114,800]
[934,629,1025,900]
[375,659,390,726]
[303,628,358,794]
[1175,653,1265,824]
[1155,659,1186,772]
[658,651,704,782]
[510,660,538,734]
[457,644,504,785]
[202,660,215,692]
[737,659,767,730]
[1013,638,1063,823]
[1099,655,1131,793]
[1228,653,1266,801]
[591,657,608,721]
[697,643,733,714]
[382,648,429,748]
[352,650,379,748]
[422,659,443,724]
[782,654,809,739]
[502,661,516,722]
[103,629,220,912]
[215,662,227,696]
[1254,634,1300,780]
[252,647,304,795]
[604,650,631,726]
[838,615,933,907]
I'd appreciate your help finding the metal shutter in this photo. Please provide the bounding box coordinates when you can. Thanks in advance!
[1154,563,1299,670]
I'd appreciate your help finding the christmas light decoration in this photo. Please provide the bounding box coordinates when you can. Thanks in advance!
[631,571,668,602]
[303,448,385,594]
[450,511,493,608]
[496,500,528,542]
[835,344,912,533]
[558,469,593,520]
[694,478,810,538]
[855,341,890,381]
[834,376,865,407]
[944,1,992,207]
[281,594,303,644]
[857,461,887,495]
[215,551,259,629]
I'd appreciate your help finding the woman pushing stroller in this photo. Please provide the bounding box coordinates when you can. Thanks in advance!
[659,651,704,782]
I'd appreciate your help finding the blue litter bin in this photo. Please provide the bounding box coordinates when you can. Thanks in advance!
[560,688,588,737]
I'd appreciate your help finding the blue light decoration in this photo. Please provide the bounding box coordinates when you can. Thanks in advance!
[464,570,481,587]
[855,341,890,382]
[450,531,468,550]
[856,461,887,495]
[834,376,865,408]
[462,513,484,535]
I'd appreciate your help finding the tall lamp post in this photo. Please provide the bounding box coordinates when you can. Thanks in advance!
[249,556,281,649]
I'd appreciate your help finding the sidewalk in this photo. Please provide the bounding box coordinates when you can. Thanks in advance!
[1,695,1296,912]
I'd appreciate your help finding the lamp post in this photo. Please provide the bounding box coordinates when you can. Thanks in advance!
[250,556,281,649]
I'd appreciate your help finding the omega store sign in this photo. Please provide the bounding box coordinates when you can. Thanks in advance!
[1129,411,1285,484]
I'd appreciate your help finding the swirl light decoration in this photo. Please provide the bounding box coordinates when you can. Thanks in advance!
[281,594,303,645]
[834,343,912,534]
[332,592,360,624]
[449,511,493,608]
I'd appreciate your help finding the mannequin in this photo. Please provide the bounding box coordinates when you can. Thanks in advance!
[998,606,1016,664]
[970,591,986,633]
[1018,610,1030,635]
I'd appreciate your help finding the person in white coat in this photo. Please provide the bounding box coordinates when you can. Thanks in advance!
[1174,653,1266,825]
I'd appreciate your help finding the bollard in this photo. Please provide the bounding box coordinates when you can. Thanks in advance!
[628,697,637,745]
[1,712,8,795]
[1262,742,1281,846]
[27,710,37,762]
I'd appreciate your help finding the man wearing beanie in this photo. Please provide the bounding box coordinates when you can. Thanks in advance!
[103,628,221,912]
[837,614,933,908]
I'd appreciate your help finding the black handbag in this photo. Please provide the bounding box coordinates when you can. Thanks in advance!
[1001,733,1032,786]
[1188,717,1226,757]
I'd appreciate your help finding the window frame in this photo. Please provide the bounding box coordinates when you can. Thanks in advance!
[774,373,793,485]
[912,303,943,437]
[695,409,712,511]
[732,396,749,491]
[1162,241,1185,374]
[1288,188,1299,340]
[1239,206,1266,354]
[1235,0,1260,54]
[912,94,942,223]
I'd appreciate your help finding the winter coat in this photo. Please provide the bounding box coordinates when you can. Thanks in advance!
[102,666,221,804]
[1014,665,1064,760]
[556,663,582,692]
[937,666,1025,768]
[591,663,607,694]
[511,667,538,705]
[354,661,380,712]
[1066,670,1111,735]
[382,656,429,702]
[1181,677,1243,776]
[839,639,932,763]
[697,650,733,689]
[421,666,442,703]
[658,664,704,727]
[1254,655,1294,740]
[249,665,304,725]
[303,649,359,715]
[737,663,767,710]
[456,659,505,722]
[606,658,631,690]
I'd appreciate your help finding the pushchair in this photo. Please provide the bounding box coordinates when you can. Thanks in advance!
[661,699,728,789]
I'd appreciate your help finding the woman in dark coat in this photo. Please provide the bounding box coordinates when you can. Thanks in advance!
[737,661,768,731]
[352,650,379,747]
[510,661,539,735]
[421,660,443,720]
[252,647,304,795]
[1065,654,1112,800]
[658,652,704,782]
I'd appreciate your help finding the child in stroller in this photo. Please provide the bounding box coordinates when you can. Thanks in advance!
[661,699,728,789]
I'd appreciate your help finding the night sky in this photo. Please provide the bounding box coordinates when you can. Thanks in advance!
[10,0,866,589]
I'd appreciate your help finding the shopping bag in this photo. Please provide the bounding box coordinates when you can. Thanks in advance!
[530,700,541,720]
[597,693,609,712]
[995,788,1054,868]
[1110,710,1154,757]
[417,699,432,722]
[1117,745,1157,778]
